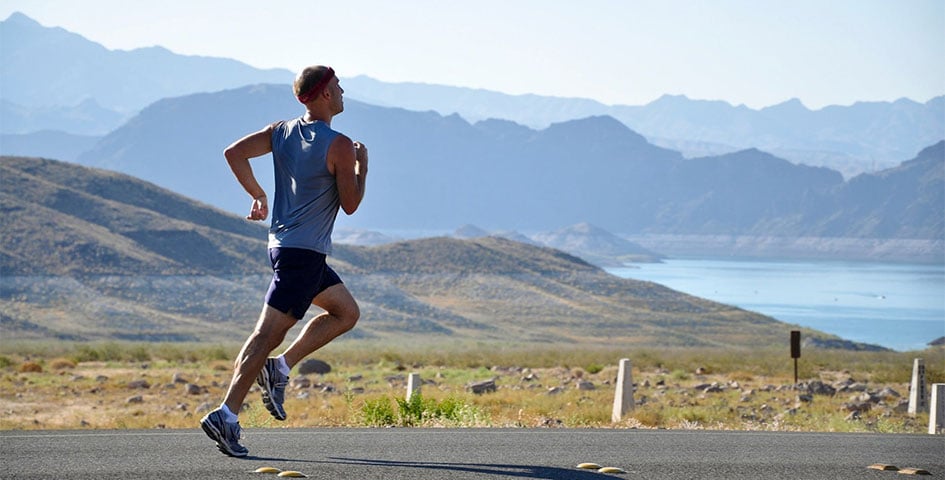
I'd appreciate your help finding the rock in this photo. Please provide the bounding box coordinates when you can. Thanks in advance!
[703,383,724,393]
[575,381,595,391]
[195,402,213,413]
[877,387,900,399]
[695,367,709,375]
[806,381,836,396]
[467,379,497,394]
[172,373,189,384]
[842,401,872,413]
[185,383,204,395]
[851,392,880,404]
[291,377,312,389]
[843,382,869,393]
[126,395,144,404]
[347,374,363,382]
[127,379,151,389]
[797,394,813,403]
[845,410,862,421]
[297,359,332,375]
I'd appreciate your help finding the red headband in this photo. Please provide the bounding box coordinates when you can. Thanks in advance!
[297,67,336,104]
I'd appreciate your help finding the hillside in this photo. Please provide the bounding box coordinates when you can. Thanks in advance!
[0,156,863,349]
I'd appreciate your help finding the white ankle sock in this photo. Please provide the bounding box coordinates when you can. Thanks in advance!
[275,355,291,376]
[219,404,238,423]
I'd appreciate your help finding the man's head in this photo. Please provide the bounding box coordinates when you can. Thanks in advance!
[295,65,338,103]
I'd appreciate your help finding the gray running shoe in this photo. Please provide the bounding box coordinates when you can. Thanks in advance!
[200,408,248,457]
[256,357,288,421]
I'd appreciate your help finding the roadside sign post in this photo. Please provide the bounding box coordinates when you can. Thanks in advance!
[790,331,801,385]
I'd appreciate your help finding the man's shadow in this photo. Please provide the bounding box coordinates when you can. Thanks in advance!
[320,457,625,479]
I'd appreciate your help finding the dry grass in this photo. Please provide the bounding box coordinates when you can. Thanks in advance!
[0,341,940,432]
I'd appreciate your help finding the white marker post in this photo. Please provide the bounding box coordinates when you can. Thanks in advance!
[929,384,944,435]
[908,358,928,415]
[406,372,421,401]
[612,358,634,422]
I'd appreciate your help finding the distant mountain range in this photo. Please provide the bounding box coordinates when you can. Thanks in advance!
[1,155,882,350]
[343,76,945,176]
[64,84,943,252]
[2,12,942,177]
[0,12,291,132]
[1,11,942,263]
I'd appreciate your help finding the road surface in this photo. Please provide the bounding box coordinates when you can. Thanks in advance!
[2,428,942,479]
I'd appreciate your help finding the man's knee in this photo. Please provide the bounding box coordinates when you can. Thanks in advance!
[253,306,297,346]
[336,299,360,332]
[315,284,360,331]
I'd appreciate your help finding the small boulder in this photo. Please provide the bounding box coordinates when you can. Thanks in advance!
[127,379,151,389]
[467,379,497,394]
[297,359,332,375]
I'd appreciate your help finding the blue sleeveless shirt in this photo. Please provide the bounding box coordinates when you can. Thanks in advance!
[268,118,341,254]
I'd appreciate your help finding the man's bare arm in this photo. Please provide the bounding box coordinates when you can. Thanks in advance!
[224,125,275,221]
[328,135,368,215]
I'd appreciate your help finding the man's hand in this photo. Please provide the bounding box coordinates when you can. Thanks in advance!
[247,195,268,221]
[353,141,368,174]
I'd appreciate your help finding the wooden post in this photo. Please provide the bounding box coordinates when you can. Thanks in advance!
[612,358,634,422]
[406,372,421,401]
[908,358,928,415]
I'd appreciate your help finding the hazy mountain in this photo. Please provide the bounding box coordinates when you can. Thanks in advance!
[2,155,866,349]
[532,223,664,266]
[0,12,292,133]
[345,77,944,177]
[0,98,126,135]
[0,129,101,162]
[68,84,943,255]
[4,11,941,178]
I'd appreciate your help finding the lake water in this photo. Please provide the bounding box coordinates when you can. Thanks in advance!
[606,259,945,352]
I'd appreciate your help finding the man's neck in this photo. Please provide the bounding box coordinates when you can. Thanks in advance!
[303,109,332,125]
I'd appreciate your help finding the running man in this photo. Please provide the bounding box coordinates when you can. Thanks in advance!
[200,65,368,457]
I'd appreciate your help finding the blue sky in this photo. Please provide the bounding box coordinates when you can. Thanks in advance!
[2,0,943,109]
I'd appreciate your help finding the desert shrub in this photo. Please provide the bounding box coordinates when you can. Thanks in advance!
[49,358,77,370]
[361,396,395,426]
[18,361,43,373]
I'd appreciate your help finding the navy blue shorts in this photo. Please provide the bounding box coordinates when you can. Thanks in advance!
[265,247,343,320]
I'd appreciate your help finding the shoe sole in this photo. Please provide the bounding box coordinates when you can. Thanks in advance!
[200,418,248,457]
[256,367,287,421]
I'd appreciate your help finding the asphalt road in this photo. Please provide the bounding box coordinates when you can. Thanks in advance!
[1,428,942,479]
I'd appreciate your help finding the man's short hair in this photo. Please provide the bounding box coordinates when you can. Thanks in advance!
[294,65,334,101]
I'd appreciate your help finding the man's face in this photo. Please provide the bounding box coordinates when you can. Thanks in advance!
[329,78,344,114]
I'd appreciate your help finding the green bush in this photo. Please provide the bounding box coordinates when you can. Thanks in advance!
[361,397,396,426]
